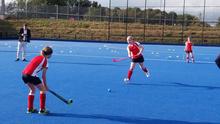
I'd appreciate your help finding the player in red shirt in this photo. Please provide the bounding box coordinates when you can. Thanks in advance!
[124,36,150,82]
[184,37,195,63]
[22,46,53,114]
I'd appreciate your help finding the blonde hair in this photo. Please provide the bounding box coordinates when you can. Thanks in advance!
[127,36,133,42]
[42,46,53,56]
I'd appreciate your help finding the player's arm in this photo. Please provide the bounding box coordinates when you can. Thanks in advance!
[127,46,131,58]
[138,44,144,54]
[42,68,48,91]
[135,42,144,57]
[184,42,187,51]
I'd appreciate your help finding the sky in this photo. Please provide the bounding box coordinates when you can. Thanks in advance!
[92,0,219,7]
[93,0,220,22]
[2,0,220,22]
[3,0,219,6]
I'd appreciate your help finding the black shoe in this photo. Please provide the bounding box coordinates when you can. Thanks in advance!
[38,109,49,115]
[22,59,27,62]
[15,58,19,61]
[26,108,38,114]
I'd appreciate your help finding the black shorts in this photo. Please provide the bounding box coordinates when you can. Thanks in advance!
[22,74,42,85]
[131,55,144,63]
[185,50,193,53]
[215,54,220,69]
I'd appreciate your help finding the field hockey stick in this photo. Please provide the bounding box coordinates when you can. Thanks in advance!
[48,89,73,105]
[112,57,129,62]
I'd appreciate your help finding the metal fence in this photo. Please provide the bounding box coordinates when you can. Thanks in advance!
[1,0,220,44]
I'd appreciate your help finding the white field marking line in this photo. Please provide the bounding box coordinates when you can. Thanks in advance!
[146,51,218,56]
[49,44,105,48]
[52,45,96,48]
[146,58,215,64]
[44,52,116,59]
[104,45,219,56]
[54,53,215,64]
[103,44,126,50]
[23,52,216,64]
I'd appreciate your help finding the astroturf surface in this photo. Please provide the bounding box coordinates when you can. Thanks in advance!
[0,40,219,124]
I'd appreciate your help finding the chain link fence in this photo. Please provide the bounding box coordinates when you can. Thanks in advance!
[0,0,220,44]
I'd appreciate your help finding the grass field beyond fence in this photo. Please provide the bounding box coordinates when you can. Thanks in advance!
[0,19,220,45]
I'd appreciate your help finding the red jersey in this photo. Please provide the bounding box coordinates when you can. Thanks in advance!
[185,41,192,52]
[128,42,142,59]
[22,55,48,76]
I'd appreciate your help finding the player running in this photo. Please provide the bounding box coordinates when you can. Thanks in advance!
[124,36,150,82]
[22,46,53,114]
[184,36,195,63]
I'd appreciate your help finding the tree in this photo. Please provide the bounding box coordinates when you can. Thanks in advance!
[46,0,67,6]
[167,11,177,25]
[25,0,100,7]
[27,0,47,6]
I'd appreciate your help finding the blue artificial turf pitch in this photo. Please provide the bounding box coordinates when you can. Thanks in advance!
[0,40,219,124]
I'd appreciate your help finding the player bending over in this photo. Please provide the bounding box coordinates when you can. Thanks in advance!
[22,46,53,114]
[184,36,195,63]
[124,36,150,82]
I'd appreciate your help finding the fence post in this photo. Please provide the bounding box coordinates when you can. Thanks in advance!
[202,0,206,44]
[100,7,102,22]
[125,0,129,39]
[25,0,27,18]
[162,0,166,42]
[89,7,91,21]
[108,0,111,40]
[144,0,147,42]
[56,5,59,19]
[181,0,186,42]
[67,5,69,19]
[78,2,80,20]
[135,8,137,23]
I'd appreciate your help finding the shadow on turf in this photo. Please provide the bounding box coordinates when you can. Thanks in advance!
[128,82,220,90]
[50,61,126,66]
[47,113,217,124]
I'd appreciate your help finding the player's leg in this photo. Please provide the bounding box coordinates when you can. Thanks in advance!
[124,62,136,82]
[185,52,189,63]
[36,83,49,114]
[139,62,150,77]
[21,42,27,61]
[26,83,37,113]
[190,52,195,63]
[16,42,22,61]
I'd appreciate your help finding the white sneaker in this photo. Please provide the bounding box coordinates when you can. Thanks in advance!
[124,78,130,83]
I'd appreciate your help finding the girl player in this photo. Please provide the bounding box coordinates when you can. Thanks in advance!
[22,46,53,114]
[184,36,195,63]
[124,36,150,82]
